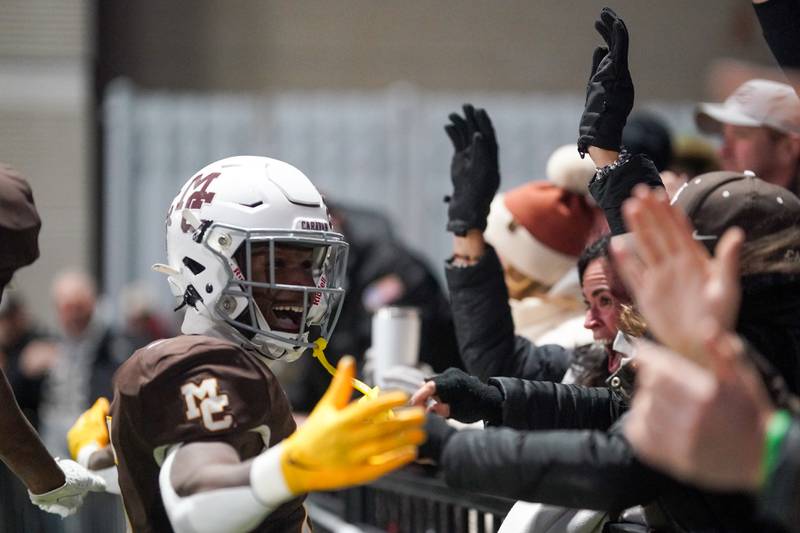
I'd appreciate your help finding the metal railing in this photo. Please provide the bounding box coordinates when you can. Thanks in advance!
[309,465,515,533]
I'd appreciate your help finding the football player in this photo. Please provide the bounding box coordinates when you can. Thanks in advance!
[74,156,425,532]
[0,164,106,516]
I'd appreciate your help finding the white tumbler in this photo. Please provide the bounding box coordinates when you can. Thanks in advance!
[369,306,421,388]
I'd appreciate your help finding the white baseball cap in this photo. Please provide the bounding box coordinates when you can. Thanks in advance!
[695,79,800,136]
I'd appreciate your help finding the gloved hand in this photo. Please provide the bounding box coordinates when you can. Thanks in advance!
[28,458,106,517]
[577,7,634,156]
[417,414,456,463]
[430,367,503,424]
[445,104,500,236]
[279,356,426,494]
[67,397,110,463]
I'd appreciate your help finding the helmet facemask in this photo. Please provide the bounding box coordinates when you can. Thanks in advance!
[207,224,348,362]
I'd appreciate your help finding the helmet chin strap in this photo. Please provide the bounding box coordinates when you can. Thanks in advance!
[311,338,379,399]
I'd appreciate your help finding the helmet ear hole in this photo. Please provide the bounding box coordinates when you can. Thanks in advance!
[182,257,206,275]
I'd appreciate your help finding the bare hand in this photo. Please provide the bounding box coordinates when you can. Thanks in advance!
[612,185,743,364]
[624,327,773,491]
[20,341,60,378]
[409,381,451,418]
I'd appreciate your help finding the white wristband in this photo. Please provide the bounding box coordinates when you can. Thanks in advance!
[76,443,101,468]
[250,443,293,507]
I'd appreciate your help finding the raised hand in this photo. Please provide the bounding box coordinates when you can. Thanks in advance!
[445,104,500,236]
[578,7,634,157]
[624,327,773,491]
[611,186,743,363]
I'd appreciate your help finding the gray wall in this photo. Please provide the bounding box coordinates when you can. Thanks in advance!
[102,0,774,99]
[0,0,91,328]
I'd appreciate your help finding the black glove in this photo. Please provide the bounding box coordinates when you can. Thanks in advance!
[429,367,503,424]
[444,104,500,236]
[417,414,456,463]
[577,8,634,156]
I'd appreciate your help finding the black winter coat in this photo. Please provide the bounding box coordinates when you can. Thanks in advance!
[445,245,572,382]
[441,379,778,532]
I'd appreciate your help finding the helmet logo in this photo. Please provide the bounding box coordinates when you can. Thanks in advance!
[166,172,221,232]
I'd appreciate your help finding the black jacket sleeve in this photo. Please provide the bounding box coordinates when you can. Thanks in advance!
[445,245,572,382]
[439,422,763,530]
[758,417,800,532]
[588,153,663,235]
[440,423,662,512]
[490,377,626,431]
[753,0,800,70]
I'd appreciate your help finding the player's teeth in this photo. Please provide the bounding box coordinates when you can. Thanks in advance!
[273,305,303,312]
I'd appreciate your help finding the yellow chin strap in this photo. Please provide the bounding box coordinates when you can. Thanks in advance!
[313,338,380,399]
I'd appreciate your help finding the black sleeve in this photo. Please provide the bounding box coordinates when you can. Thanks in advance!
[758,418,800,532]
[753,0,800,70]
[490,377,625,431]
[440,424,663,512]
[588,153,664,235]
[445,245,571,382]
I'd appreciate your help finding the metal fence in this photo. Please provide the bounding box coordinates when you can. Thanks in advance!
[0,463,127,533]
[309,466,515,533]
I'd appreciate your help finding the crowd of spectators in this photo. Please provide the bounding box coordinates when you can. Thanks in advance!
[1,1,800,532]
[405,2,800,532]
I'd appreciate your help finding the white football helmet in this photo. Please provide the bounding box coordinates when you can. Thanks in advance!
[158,156,348,362]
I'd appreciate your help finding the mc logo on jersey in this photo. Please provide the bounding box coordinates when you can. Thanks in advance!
[180,378,233,431]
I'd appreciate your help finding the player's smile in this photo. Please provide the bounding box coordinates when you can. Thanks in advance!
[267,299,307,333]
[246,244,317,334]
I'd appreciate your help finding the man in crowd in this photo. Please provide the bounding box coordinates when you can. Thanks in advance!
[38,271,133,460]
[695,78,800,193]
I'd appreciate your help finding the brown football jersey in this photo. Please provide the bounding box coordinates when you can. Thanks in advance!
[110,334,308,532]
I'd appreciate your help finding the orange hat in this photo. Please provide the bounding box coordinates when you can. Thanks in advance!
[485,182,597,285]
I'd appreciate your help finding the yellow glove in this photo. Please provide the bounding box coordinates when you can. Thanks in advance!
[280,356,425,494]
[67,397,110,461]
